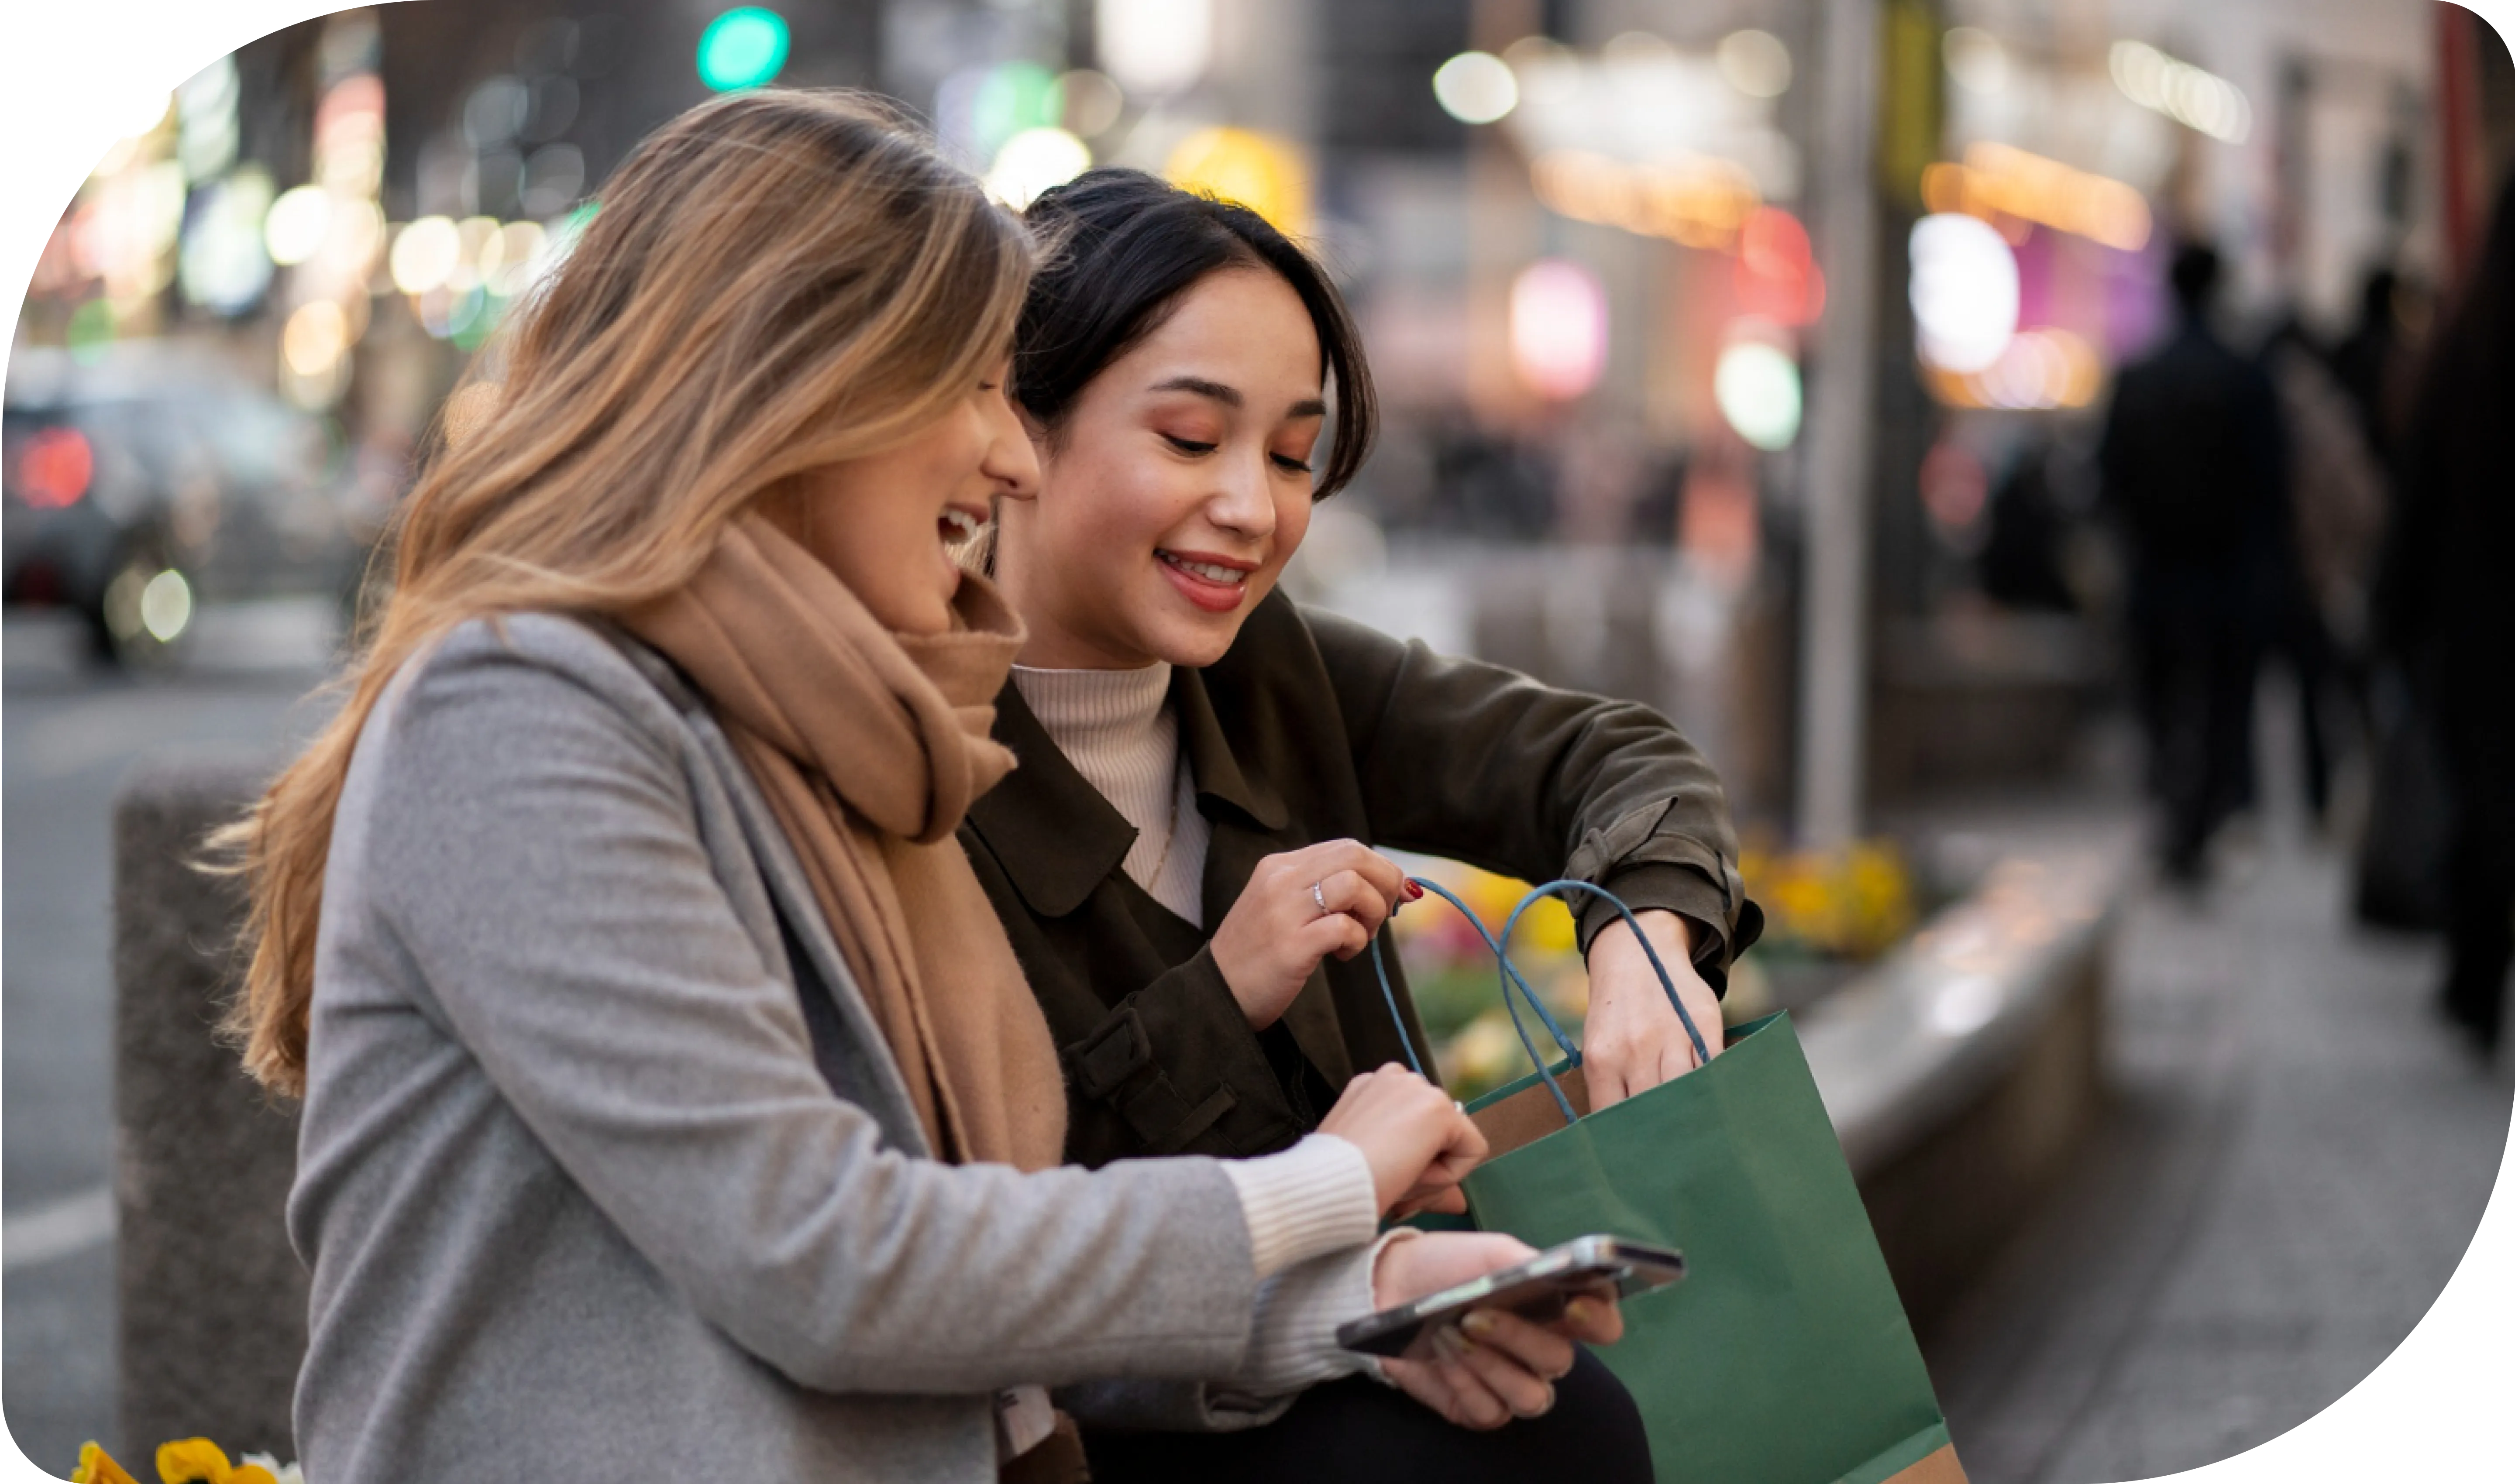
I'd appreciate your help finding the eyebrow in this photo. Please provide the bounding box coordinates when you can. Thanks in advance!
[1148,375,1328,420]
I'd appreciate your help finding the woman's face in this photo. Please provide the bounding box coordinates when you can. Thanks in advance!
[999,268,1325,669]
[774,360,1038,634]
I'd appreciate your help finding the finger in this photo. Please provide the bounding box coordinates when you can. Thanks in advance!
[1429,1329,1513,1428]
[1395,1165,1459,1201]
[1460,1308,1578,1381]
[1443,1321,1555,1419]
[1318,870,1395,936]
[1301,911,1372,964]
[1305,839,1408,908]
[1588,1054,1633,1110]
[1562,1293,1624,1345]
[1437,1107,1489,1166]
[1391,1168,1462,1216]
[1390,1184,1470,1218]
[1589,1041,1630,1112]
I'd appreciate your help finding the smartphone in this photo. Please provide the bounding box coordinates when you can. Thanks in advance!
[1334,1235,1686,1358]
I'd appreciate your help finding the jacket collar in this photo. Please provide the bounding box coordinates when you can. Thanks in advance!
[1171,663,1289,834]
[964,664,1288,920]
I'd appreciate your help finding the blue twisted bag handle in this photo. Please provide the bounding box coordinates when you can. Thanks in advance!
[1371,877,1713,1126]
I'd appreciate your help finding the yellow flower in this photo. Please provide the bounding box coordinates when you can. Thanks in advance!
[72,1443,141,1484]
[154,1439,276,1484]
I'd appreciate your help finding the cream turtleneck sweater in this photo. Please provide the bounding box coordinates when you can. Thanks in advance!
[1011,662,1211,927]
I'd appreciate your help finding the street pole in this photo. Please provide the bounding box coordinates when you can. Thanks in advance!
[1796,0,1879,849]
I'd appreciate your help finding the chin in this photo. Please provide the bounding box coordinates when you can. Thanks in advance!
[1149,611,1248,668]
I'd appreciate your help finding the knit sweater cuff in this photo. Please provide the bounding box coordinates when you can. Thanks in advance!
[1230,1227,1421,1395]
[1222,1133,1381,1281]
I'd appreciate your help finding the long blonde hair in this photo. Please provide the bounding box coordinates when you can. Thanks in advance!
[222,89,1033,1096]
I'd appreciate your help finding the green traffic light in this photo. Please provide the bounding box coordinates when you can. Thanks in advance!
[698,7,790,92]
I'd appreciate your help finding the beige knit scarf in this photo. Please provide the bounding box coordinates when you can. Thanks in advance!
[626,513,1067,1171]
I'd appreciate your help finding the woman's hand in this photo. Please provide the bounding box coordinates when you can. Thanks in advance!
[1318,1064,1485,1216]
[1583,910,1722,1109]
[1210,839,1414,1028]
[1374,1233,1624,1429]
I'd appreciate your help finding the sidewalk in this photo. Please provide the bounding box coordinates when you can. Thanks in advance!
[1923,802,2514,1481]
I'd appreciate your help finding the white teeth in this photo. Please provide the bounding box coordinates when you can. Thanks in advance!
[1161,552,1247,584]
[940,509,982,542]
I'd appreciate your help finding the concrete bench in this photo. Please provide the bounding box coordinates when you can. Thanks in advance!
[112,756,304,1461]
[1800,845,2127,1333]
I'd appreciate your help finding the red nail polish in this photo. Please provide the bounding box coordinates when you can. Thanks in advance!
[1404,880,1425,900]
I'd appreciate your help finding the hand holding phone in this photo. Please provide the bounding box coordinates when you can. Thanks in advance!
[1341,1235,1685,1358]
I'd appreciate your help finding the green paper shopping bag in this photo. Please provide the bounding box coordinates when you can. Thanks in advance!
[1379,879,1964,1484]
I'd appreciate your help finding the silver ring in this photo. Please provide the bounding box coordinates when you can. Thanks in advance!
[1311,880,1329,916]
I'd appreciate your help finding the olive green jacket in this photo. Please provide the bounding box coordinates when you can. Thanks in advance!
[960,592,1761,1171]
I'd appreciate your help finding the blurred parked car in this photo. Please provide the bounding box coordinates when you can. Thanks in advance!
[3,345,370,666]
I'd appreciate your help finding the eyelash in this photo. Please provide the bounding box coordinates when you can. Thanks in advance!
[1163,433,1313,475]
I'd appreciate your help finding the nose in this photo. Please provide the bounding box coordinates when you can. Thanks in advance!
[981,387,1041,502]
[1206,446,1277,543]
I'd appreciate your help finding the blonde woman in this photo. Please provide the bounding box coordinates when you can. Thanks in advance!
[223,93,1616,1482]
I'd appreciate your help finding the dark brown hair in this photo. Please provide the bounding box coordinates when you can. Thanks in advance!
[1013,168,1376,497]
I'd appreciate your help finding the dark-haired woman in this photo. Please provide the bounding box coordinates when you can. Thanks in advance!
[958,168,1759,1477]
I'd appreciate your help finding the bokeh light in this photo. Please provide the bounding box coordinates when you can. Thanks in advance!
[986,127,1091,209]
[1734,206,1825,326]
[389,216,461,295]
[1097,0,1212,96]
[1508,258,1607,401]
[1924,327,2104,411]
[263,185,332,266]
[282,301,350,378]
[973,61,1061,161]
[139,569,194,644]
[1717,30,1792,98]
[1531,150,1759,250]
[16,429,95,509]
[1164,126,1311,233]
[1715,339,1803,451]
[1909,213,2019,373]
[481,220,550,297]
[1920,144,2151,252]
[2110,41,2250,144]
[178,169,274,315]
[1942,28,2009,94]
[696,7,790,93]
[1433,51,1519,125]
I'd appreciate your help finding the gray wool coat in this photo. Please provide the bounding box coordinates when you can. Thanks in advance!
[289,613,1280,1483]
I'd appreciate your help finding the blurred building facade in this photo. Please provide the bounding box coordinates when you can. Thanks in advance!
[12,0,2512,825]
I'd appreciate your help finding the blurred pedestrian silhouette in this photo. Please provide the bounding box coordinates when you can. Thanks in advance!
[2330,267,2421,488]
[2381,172,2515,1051]
[2099,244,2290,882]
[2260,314,2386,824]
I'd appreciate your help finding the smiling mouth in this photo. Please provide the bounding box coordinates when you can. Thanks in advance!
[1156,550,1250,586]
[940,507,984,545]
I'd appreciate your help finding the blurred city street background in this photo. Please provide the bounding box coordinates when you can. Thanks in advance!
[7,0,2514,1478]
